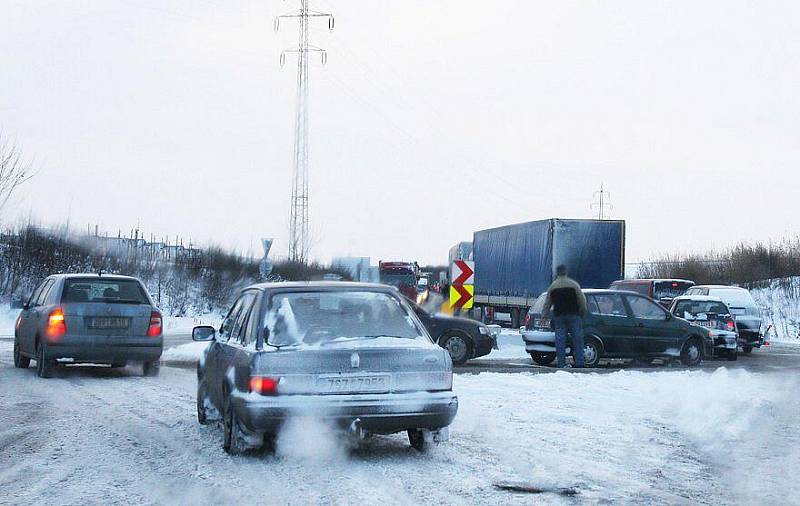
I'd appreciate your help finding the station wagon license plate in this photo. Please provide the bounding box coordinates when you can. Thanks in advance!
[88,317,130,330]
[316,374,390,393]
[698,320,716,328]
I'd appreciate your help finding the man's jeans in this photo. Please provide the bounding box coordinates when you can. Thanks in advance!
[554,314,585,368]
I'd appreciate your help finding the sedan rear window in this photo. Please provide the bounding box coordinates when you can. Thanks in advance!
[61,279,150,304]
[265,291,425,347]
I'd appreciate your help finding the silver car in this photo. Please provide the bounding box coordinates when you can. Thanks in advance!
[13,274,163,378]
[193,282,458,454]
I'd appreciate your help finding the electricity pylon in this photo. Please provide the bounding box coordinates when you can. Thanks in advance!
[275,1,334,263]
[591,183,613,220]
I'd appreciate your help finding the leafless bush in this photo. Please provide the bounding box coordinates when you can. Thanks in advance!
[637,237,800,287]
[0,133,32,213]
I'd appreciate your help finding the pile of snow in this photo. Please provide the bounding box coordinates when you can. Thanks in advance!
[162,315,221,336]
[750,277,800,341]
[455,368,800,503]
[485,329,528,360]
[161,341,210,363]
[0,306,19,337]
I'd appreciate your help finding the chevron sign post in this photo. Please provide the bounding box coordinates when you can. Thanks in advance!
[450,260,474,309]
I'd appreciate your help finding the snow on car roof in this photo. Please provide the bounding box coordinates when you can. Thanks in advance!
[671,295,726,302]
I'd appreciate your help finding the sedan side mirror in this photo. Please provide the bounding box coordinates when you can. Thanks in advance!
[192,325,216,342]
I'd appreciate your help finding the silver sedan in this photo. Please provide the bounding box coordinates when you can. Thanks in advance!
[193,282,458,454]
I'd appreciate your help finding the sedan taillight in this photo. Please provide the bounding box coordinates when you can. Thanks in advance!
[249,376,280,395]
[147,311,162,337]
[47,308,67,341]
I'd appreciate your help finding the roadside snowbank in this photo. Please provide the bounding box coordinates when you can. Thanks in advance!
[486,329,528,360]
[0,306,18,336]
[751,277,800,341]
[455,367,800,504]
[161,341,210,363]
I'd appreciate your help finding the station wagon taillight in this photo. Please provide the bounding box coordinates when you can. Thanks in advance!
[147,311,162,337]
[249,376,280,395]
[47,308,67,340]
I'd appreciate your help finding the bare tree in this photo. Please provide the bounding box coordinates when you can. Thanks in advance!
[0,132,32,213]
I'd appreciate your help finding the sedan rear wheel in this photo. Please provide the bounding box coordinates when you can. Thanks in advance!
[442,333,470,365]
[223,401,251,455]
[36,342,54,379]
[530,352,556,366]
[14,340,30,369]
[681,339,703,366]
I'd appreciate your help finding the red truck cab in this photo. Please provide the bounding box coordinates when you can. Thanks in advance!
[379,261,419,301]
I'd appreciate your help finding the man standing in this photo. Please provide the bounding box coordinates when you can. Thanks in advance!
[542,265,588,368]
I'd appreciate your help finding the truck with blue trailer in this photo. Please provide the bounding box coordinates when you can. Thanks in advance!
[470,218,626,328]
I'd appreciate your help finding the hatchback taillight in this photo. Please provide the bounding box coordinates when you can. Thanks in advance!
[249,376,280,395]
[147,311,162,337]
[47,308,67,341]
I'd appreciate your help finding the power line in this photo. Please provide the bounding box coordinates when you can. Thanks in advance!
[275,1,333,263]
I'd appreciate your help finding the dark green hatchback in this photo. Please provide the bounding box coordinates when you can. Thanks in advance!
[522,289,710,367]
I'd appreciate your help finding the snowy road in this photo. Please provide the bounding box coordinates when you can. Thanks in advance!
[2,341,799,505]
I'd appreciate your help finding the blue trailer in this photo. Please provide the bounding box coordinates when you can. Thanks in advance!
[471,218,626,327]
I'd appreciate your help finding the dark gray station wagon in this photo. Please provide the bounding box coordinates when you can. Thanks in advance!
[193,282,458,454]
[13,274,163,378]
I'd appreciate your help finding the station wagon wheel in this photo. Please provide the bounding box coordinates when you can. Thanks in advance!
[582,338,602,368]
[13,340,30,369]
[681,339,703,366]
[36,342,53,378]
[408,429,427,452]
[442,333,471,365]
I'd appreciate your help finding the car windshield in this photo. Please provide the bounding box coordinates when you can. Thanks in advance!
[61,278,149,304]
[265,290,425,347]
[673,300,729,319]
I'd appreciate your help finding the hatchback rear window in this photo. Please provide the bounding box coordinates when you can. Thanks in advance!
[61,279,150,304]
[265,290,425,347]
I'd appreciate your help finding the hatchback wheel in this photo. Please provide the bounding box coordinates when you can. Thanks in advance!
[530,352,556,366]
[742,345,753,355]
[36,342,54,378]
[142,361,160,377]
[408,429,427,452]
[14,340,30,369]
[582,338,602,367]
[681,339,703,366]
[442,333,470,365]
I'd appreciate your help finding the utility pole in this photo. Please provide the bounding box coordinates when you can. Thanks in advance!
[275,1,334,263]
[591,183,613,220]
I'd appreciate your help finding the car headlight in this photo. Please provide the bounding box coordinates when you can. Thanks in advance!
[478,326,489,335]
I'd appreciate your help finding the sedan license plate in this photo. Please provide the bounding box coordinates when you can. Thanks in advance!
[88,317,130,330]
[316,374,390,394]
[698,320,715,328]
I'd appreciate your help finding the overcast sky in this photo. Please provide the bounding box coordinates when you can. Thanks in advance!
[2,0,798,266]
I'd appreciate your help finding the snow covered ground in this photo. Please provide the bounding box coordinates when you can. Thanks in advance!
[1,339,797,505]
